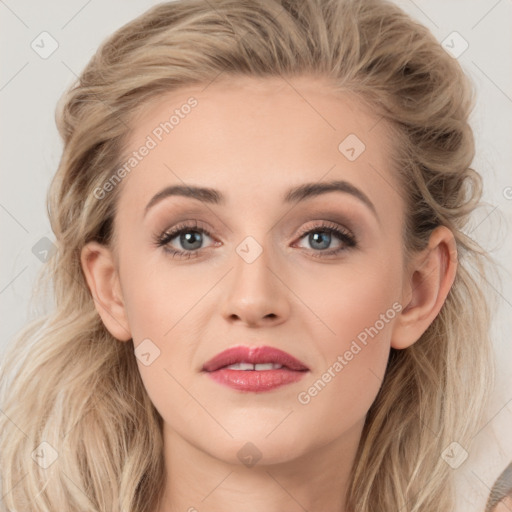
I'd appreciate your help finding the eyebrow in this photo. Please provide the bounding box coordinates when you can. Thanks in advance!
[144,179,378,219]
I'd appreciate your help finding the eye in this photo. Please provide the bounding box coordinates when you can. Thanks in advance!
[153,219,357,260]
[294,221,357,258]
[153,220,216,259]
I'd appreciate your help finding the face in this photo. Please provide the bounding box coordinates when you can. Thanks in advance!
[101,75,409,465]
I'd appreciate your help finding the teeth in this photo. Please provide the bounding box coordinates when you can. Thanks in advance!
[225,362,254,370]
[224,362,283,371]
[255,363,282,371]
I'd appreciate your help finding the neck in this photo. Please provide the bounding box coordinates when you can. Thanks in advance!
[155,419,364,512]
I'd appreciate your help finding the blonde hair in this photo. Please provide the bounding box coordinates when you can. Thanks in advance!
[0,0,496,510]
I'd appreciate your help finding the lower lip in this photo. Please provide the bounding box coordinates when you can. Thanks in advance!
[204,368,308,392]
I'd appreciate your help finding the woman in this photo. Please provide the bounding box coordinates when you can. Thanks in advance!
[0,0,496,510]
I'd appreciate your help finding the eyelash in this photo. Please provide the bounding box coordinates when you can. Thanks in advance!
[153,219,357,260]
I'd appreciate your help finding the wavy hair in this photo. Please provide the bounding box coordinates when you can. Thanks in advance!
[0,0,496,510]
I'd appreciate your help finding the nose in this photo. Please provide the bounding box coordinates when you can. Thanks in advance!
[220,242,290,328]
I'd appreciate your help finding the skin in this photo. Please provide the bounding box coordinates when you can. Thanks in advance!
[495,496,512,512]
[81,75,457,512]
[494,498,512,512]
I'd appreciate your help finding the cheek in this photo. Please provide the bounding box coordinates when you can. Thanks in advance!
[295,343,388,446]
[116,251,207,418]
[299,250,402,349]
[119,248,199,342]
[293,254,401,425]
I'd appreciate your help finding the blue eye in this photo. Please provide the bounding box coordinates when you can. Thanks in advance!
[170,230,208,251]
[294,222,357,258]
[154,220,357,259]
[154,220,215,259]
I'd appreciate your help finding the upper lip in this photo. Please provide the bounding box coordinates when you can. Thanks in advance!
[202,345,310,372]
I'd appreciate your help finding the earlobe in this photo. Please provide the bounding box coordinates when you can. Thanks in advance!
[391,226,458,350]
[80,241,132,342]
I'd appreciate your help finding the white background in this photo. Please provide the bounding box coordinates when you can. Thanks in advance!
[1,1,511,510]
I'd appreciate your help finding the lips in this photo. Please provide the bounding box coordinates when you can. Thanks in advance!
[202,345,309,372]
[202,345,310,392]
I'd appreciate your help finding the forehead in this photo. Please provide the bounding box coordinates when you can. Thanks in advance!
[116,75,399,217]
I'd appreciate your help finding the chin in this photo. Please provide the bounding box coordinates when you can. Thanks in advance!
[205,426,309,466]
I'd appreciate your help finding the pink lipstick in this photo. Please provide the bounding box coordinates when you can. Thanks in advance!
[202,345,309,392]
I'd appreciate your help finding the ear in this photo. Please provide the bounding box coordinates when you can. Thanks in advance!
[80,241,132,342]
[391,225,458,350]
